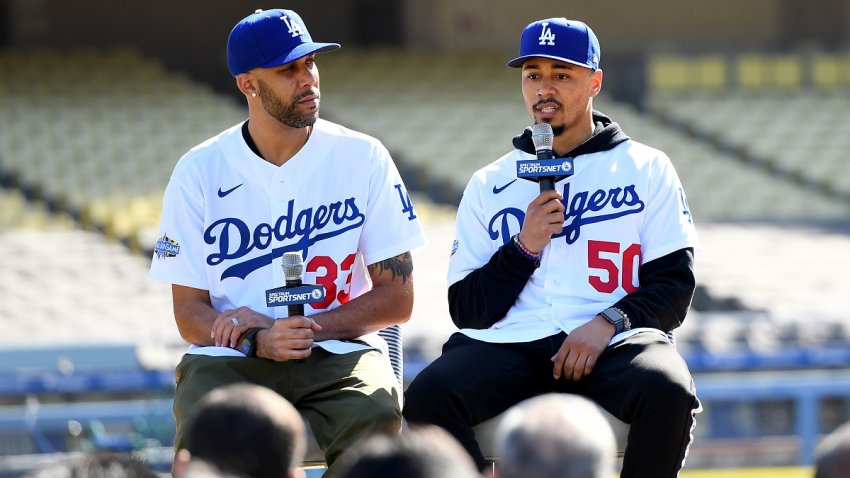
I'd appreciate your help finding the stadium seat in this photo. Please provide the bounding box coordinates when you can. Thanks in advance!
[647,57,850,212]
[694,55,728,91]
[87,418,138,453]
[648,55,691,92]
[0,47,245,252]
[773,55,803,90]
[812,54,843,90]
[736,54,769,90]
[0,345,174,397]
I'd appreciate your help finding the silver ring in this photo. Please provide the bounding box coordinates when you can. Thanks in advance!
[230,317,239,326]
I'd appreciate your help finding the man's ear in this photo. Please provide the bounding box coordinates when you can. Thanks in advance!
[235,73,258,99]
[590,69,604,97]
[288,468,306,478]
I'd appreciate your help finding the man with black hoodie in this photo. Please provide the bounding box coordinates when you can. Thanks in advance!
[403,18,700,478]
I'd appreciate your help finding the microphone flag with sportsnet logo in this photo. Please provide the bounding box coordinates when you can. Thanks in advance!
[265,251,325,315]
[516,122,574,192]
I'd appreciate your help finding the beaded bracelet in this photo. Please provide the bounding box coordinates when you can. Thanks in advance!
[512,234,541,261]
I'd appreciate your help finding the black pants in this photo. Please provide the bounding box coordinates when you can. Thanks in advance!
[403,331,699,478]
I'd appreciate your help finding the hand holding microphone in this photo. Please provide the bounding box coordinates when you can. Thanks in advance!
[519,189,565,254]
[261,315,321,362]
[515,123,571,252]
[259,251,325,362]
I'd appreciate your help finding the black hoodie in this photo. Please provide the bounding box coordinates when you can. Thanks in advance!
[447,111,696,334]
[512,110,629,157]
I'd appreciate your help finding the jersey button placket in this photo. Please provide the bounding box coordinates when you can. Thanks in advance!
[273,170,288,212]
[540,250,556,299]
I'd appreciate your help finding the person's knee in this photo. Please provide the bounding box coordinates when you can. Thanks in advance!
[368,394,402,430]
[344,389,401,434]
[643,370,697,413]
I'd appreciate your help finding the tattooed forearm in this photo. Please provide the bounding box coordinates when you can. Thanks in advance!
[368,252,413,284]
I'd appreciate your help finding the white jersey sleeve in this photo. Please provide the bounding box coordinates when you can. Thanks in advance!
[639,149,698,263]
[150,152,210,290]
[359,141,427,266]
[448,172,499,287]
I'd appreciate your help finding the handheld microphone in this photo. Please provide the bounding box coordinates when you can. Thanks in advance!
[516,123,574,192]
[532,123,556,191]
[281,251,305,317]
[264,251,326,363]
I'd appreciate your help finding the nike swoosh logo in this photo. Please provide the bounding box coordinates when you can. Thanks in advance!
[493,179,517,194]
[218,183,244,198]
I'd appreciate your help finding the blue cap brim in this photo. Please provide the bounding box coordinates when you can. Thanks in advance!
[507,54,595,69]
[258,42,341,70]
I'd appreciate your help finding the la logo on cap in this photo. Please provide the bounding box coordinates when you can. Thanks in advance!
[281,14,303,37]
[538,22,556,46]
[507,18,600,70]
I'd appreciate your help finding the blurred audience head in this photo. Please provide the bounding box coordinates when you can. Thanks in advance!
[815,421,850,478]
[25,451,157,478]
[176,383,306,478]
[338,424,481,478]
[493,393,616,478]
[175,451,247,478]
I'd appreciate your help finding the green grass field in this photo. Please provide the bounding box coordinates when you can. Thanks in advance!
[680,467,812,478]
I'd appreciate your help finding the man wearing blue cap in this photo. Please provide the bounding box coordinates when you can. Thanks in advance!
[404,18,700,477]
[149,8,426,476]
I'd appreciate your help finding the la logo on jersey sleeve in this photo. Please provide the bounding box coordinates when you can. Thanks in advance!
[678,188,693,224]
[394,184,417,221]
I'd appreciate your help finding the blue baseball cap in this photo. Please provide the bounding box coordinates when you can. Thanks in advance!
[227,8,340,76]
[507,18,600,70]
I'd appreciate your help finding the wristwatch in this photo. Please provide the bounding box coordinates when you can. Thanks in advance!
[600,307,630,334]
[238,327,263,357]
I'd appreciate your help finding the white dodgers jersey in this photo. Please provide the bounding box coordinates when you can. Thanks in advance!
[150,119,426,354]
[448,140,698,344]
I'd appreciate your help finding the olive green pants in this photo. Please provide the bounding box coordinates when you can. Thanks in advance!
[173,348,401,477]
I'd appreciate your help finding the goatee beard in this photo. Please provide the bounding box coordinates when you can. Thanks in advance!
[258,80,318,129]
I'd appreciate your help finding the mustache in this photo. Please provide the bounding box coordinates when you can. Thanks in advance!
[294,89,319,101]
[534,98,562,109]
